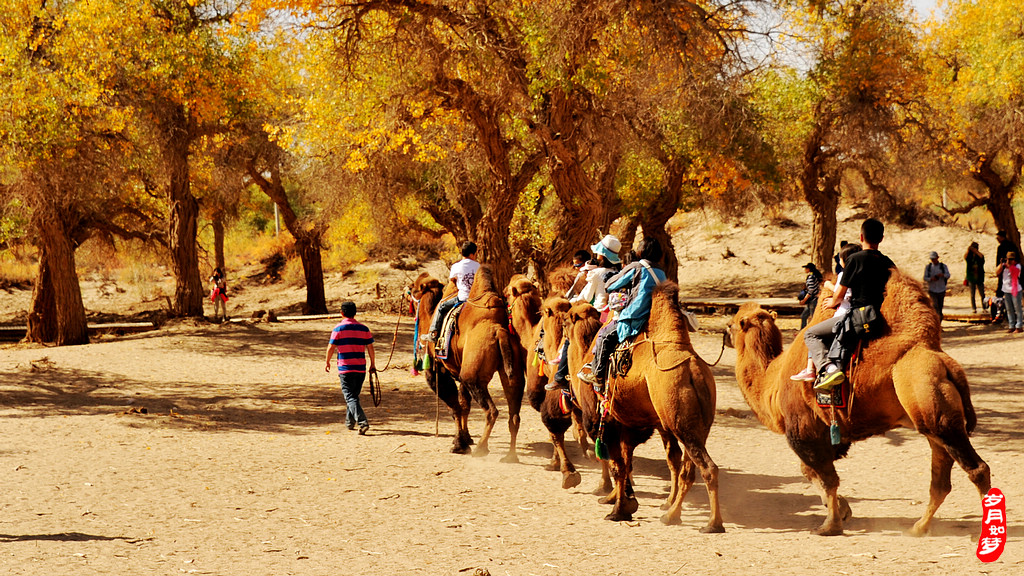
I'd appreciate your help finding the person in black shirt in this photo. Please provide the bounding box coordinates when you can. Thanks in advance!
[802,218,895,391]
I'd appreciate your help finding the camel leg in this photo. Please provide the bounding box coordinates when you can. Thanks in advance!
[551,432,582,489]
[658,432,683,513]
[605,432,640,521]
[451,383,473,454]
[908,437,955,536]
[469,384,499,459]
[908,431,991,536]
[571,408,595,461]
[661,453,695,526]
[788,432,844,535]
[681,438,725,533]
[498,367,523,464]
[594,422,620,500]
[594,461,615,499]
[800,462,852,523]
[544,432,562,471]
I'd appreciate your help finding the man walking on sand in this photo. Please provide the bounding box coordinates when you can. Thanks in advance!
[325,301,376,435]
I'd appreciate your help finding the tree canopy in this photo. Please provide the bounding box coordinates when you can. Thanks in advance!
[2,0,1022,343]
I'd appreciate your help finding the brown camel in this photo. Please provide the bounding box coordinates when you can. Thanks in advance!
[410,266,525,461]
[565,282,724,532]
[505,275,590,489]
[410,273,470,453]
[727,268,991,536]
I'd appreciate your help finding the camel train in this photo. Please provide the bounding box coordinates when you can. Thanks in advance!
[409,260,990,536]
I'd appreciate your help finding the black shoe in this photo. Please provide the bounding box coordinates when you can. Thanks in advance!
[347,423,355,430]
[358,424,369,435]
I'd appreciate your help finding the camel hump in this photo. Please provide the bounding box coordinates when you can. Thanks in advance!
[878,268,941,343]
[890,346,976,435]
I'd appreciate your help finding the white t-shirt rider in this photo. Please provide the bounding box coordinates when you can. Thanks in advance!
[450,258,481,301]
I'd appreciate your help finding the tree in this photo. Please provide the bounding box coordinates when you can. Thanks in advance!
[271,0,765,286]
[94,0,266,317]
[926,0,1024,248]
[759,0,926,271]
[1,0,158,344]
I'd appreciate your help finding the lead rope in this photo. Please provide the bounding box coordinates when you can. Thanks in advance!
[377,302,405,372]
[707,331,728,367]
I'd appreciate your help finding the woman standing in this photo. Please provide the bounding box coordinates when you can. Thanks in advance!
[209,268,229,322]
[799,263,823,329]
[996,252,1022,333]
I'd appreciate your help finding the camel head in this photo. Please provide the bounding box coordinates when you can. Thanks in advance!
[410,273,444,302]
[505,276,544,337]
[727,303,783,362]
[539,297,572,357]
[565,301,602,350]
[504,274,536,300]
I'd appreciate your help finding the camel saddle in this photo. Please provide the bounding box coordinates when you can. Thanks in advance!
[610,332,641,379]
[435,302,464,360]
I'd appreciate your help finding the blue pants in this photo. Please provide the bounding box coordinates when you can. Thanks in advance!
[429,296,463,335]
[339,371,368,428]
[1006,291,1023,330]
[554,338,570,383]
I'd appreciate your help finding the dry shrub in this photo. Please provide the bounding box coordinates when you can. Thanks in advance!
[223,227,293,271]
[281,256,305,287]
[76,237,123,280]
[0,252,35,288]
[324,203,376,272]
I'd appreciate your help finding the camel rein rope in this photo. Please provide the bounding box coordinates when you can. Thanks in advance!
[623,328,727,370]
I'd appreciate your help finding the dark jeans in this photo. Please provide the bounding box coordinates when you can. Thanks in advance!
[429,296,462,335]
[800,296,818,329]
[554,338,570,384]
[968,281,985,311]
[339,371,368,428]
[929,291,945,320]
[591,321,620,382]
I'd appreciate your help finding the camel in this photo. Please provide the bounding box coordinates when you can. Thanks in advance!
[410,273,470,452]
[565,282,724,532]
[505,275,590,489]
[726,268,991,536]
[410,266,525,461]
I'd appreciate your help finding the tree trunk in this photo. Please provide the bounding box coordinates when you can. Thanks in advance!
[25,245,57,344]
[212,211,226,273]
[801,124,840,274]
[166,120,204,317]
[27,208,88,345]
[296,235,328,315]
[809,194,839,275]
[476,215,515,291]
[247,161,328,314]
[536,90,621,269]
[974,158,1022,250]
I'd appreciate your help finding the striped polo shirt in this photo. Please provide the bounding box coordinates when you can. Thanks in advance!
[329,319,374,373]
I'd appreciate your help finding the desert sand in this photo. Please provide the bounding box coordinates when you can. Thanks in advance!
[1,209,1021,575]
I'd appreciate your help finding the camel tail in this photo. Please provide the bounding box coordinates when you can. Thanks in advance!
[941,352,977,434]
[497,327,517,379]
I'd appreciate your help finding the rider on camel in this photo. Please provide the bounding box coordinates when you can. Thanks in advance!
[579,236,666,392]
[801,218,895,392]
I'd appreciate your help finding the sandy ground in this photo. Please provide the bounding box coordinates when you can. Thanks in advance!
[0,311,1021,575]
[1,208,1022,574]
